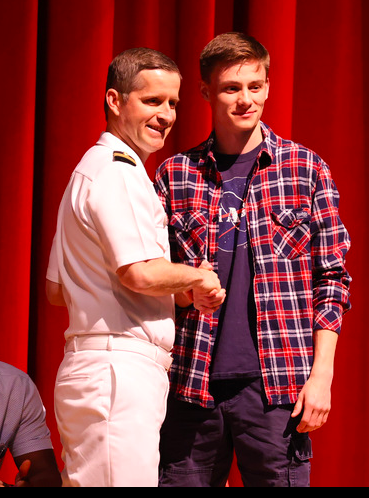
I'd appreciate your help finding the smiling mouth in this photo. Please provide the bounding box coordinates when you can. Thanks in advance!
[147,124,167,134]
[233,109,255,117]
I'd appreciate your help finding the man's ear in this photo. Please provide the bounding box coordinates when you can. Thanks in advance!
[265,78,270,100]
[199,81,210,102]
[105,88,121,117]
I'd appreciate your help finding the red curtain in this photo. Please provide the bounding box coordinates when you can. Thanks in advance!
[0,0,368,487]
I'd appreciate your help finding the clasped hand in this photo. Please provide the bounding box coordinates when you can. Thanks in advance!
[191,260,226,314]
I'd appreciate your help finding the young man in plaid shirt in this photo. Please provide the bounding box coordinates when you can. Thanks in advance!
[155,33,351,487]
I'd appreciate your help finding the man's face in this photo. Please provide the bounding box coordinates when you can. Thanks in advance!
[201,61,269,143]
[114,69,180,163]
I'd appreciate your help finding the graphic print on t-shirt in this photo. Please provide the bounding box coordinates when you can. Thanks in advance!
[218,177,249,254]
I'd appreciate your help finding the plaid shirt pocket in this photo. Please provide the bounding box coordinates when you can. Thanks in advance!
[271,208,311,260]
[169,210,208,264]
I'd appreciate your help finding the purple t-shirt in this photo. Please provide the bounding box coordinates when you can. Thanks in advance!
[0,362,52,460]
[210,145,262,382]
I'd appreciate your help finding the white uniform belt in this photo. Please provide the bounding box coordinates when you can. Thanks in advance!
[65,335,173,372]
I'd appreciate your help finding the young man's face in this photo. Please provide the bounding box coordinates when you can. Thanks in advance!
[111,69,181,163]
[201,61,269,149]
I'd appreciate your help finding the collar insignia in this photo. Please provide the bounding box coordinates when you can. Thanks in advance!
[113,151,136,167]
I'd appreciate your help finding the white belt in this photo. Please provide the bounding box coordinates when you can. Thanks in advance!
[65,335,173,372]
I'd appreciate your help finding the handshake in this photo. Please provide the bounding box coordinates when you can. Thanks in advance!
[178,260,226,314]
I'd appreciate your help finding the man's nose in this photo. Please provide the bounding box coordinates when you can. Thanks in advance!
[157,103,175,123]
[237,89,253,107]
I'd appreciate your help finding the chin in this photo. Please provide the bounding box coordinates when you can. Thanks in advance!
[145,143,165,155]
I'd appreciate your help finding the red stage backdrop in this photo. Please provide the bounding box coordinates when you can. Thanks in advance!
[0,0,368,487]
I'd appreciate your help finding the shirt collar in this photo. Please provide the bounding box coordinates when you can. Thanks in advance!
[197,132,221,185]
[199,122,275,174]
[96,132,144,169]
[259,122,275,167]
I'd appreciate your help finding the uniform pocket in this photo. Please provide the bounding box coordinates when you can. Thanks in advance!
[169,210,208,263]
[55,354,112,422]
[271,208,311,260]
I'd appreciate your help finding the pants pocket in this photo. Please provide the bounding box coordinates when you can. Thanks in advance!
[288,433,313,487]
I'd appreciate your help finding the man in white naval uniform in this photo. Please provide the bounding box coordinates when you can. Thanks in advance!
[46,48,225,487]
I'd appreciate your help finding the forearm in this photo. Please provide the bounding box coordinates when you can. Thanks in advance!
[45,279,67,307]
[117,258,219,297]
[310,328,338,381]
[292,328,338,432]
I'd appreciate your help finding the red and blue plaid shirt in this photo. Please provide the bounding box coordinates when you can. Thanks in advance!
[155,123,351,408]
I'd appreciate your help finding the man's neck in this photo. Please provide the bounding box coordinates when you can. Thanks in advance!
[105,123,149,164]
[214,124,263,155]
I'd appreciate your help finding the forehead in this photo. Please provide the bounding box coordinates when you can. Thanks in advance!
[133,69,181,94]
[211,61,267,84]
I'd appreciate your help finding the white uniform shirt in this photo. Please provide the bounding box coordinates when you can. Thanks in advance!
[47,132,175,351]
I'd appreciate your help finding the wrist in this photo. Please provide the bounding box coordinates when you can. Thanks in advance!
[310,364,334,382]
[175,290,194,308]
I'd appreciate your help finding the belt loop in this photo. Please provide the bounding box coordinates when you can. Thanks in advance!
[107,335,113,351]
[73,336,78,352]
[154,346,159,363]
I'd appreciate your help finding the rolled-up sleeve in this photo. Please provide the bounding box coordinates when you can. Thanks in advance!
[310,161,352,334]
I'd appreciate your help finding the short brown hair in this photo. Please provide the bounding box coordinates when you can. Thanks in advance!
[104,47,181,119]
[200,32,270,83]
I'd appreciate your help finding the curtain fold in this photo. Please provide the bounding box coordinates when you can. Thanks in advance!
[0,0,38,370]
[0,0,39,479]
[0,0,367,487]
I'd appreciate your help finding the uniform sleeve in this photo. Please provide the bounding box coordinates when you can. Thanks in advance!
[154,160,170,212]
[9,377,53,458]
[87,163,164,271]
[46,235,61,283]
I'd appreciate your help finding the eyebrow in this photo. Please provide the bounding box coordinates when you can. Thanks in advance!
[221,79,266,86]
[250,79,266,86]
[141,93,180,102]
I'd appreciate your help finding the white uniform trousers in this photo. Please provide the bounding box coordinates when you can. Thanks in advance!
[54,340,170,487]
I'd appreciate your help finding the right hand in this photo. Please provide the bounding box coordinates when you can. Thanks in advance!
[194,261,226,314]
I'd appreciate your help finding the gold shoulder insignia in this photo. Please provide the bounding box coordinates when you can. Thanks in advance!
[113,151,136,167]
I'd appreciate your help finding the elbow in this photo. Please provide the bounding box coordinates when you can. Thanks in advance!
[117,262,157,296]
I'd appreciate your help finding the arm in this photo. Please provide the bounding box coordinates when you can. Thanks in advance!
[45,279,66,307]
[291,329,338,433]
[45,234,66,307]
[117,257,222,298]
[14,450,62,487]
[310,161,351,332]
[154,169,226,312]
[291,163,351,433]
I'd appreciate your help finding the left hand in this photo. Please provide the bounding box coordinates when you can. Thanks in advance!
[14,460,31,487]
[291,374,332,433]
[192,287,226,314]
